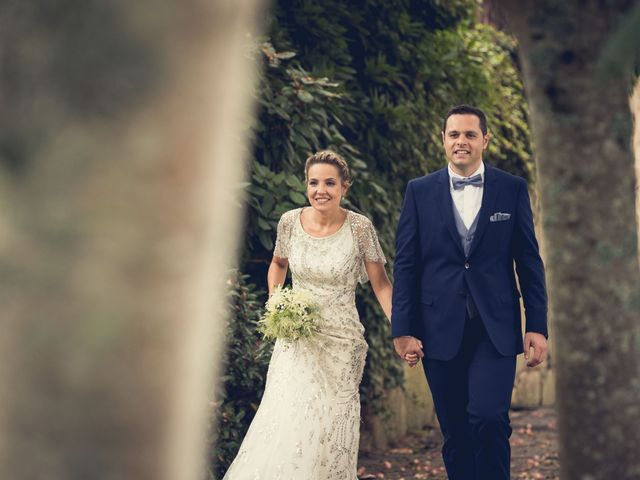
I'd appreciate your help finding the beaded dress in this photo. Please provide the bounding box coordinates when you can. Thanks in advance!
[223,208,386,480]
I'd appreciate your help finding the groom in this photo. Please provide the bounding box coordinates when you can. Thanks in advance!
[391,105,548,480]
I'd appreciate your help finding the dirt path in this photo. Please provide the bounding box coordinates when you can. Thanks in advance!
[357,407,559,479]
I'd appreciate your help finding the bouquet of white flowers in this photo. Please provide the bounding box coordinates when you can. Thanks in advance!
[259,286,322,341]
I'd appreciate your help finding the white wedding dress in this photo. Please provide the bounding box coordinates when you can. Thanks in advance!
[223,208,386,480]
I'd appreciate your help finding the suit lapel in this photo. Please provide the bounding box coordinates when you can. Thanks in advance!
[468,164,499,258]
[436,169,465,256]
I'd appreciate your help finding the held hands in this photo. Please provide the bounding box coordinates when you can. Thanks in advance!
[393,336,424,368]
[524,332,548,368]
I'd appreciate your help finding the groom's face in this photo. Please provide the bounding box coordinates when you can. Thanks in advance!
[442,114,490,176]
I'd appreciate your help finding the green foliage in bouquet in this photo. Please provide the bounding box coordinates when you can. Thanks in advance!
[259,286,323,341]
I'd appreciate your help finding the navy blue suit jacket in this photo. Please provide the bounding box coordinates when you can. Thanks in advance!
[391,163,548,360]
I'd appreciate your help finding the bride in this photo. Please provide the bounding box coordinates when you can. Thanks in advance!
[223,150,418,479]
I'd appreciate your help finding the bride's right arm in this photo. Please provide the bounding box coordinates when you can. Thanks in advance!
[267,256,288,296]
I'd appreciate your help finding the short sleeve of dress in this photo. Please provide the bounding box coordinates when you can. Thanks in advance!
[349,212,387,284]
[273,209,297,259]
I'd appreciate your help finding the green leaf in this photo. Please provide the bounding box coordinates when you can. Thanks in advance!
[272,106,291,120]
[285,174,301,188]
[275,51,296,60]
[369,182,386,195]
[262,195,275,215]
[289,191,307,205]
[246,184,268,197]
[257,230,273,251]
[352,159,368,169]
[257,218,271,230]
[297,90,314,103]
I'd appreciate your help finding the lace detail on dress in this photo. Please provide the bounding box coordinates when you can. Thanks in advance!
[347,211,387,284]
[273,209,298,258]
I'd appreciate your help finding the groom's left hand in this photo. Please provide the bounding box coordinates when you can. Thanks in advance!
[524,332,548,368]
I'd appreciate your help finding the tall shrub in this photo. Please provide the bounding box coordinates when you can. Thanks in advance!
[213,1,535,476]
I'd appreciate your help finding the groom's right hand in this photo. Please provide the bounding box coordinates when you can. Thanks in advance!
[393,336,424,367]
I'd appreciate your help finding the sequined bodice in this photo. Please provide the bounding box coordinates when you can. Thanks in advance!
[288,209,363,336]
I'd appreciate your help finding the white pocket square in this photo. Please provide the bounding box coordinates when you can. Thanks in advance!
[490,212,511,222]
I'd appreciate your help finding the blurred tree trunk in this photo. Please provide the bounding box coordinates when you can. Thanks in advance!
[632,80,640,264]
[0,1,262,479]
[493,1,640,478]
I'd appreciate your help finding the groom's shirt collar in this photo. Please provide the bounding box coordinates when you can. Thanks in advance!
[448,161,485,231]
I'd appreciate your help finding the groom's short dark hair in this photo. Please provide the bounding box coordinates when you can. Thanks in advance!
[443,105,488,136]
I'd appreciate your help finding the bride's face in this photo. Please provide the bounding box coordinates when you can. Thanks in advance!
[306,163,347,213]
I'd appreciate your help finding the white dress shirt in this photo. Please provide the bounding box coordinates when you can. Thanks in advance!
[448,162,484,229]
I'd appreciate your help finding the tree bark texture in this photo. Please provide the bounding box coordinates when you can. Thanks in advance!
[0,1,262,479]
[493,1,640,479]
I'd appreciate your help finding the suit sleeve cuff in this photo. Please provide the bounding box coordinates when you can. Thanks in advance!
[525,309,548,338]
[391,322,413,339]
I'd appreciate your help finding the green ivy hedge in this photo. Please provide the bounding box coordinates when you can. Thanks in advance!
[212,1,534,477]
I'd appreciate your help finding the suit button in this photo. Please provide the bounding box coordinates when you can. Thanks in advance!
[464,262,470,269]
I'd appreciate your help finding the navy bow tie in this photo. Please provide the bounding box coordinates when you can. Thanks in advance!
[452,173,483,190]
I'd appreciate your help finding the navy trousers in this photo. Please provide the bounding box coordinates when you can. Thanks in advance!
[423,315,516,480]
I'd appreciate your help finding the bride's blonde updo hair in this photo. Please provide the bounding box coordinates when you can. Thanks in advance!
[304,150,353,187]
